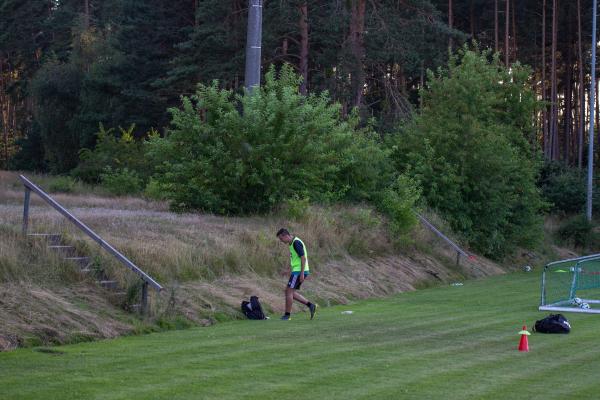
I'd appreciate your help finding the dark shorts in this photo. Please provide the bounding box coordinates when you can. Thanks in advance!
[287,273,309,290]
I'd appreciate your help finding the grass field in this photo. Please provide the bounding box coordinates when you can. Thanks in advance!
[1,271,599,400]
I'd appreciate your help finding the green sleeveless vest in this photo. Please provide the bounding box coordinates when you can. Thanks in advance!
[290,237,309,273]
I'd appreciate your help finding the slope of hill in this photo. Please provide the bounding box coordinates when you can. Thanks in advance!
[1,171,505,350]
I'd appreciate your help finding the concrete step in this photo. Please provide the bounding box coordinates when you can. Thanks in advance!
[107,291,128,305]
[99,280,118,290]
[48,245,76,257]
[64,256,91,269]
[28,233,62,245]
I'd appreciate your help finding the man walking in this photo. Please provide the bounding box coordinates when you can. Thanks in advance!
[276,228,317,320]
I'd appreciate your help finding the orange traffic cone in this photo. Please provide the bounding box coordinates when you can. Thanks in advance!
[518,324,530,352]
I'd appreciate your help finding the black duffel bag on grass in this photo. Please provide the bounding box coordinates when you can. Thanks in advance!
[534,314,571,334]
[241,296,267,320]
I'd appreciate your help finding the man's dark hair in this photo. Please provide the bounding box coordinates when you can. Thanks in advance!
[276,228,290,237]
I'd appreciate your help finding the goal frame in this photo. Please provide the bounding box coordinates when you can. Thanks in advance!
[539,253,600,314]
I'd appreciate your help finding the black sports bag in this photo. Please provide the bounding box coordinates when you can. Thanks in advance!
[534,314,571,334]
[241,296,266,320]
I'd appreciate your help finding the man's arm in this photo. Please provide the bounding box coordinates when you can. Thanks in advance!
[299,255,307,282]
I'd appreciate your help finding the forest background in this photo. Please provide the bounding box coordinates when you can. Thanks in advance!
[1,0,599,259]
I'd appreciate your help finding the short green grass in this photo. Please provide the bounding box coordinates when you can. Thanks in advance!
[1,272,599,400]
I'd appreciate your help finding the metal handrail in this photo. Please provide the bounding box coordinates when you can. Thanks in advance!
[20,175,163,292]
[416,212,474,265]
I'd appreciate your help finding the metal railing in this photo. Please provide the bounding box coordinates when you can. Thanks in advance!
[20,175,163,313]
[416,212,474,266]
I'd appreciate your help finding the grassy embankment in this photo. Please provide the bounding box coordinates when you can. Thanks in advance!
[1,271,599,400]
[0,170,507,349]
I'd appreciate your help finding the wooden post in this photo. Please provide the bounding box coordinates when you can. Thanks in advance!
[141,281,149,315]
[456,251,461,266]
[22,187,31,235]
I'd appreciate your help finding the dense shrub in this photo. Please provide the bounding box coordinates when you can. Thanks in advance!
[47,176,76,193]
[283,196,311,221]
[391,46,544,258]
[143,179,167,200]
[147,64,394,214]
[557,215,597,249]
[9,123,47,172]
[72,124,153,184]
[377,174,422,236]
[100,167,143,196]
[538,161,586,214]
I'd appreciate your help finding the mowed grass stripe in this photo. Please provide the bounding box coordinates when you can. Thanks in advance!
[0,276,532,394]
[2,272,600,400]
[473,350,600,400]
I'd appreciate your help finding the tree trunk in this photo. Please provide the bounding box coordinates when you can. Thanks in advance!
[0,59,9,169]
[511,0,517,60]
[420,60,425,108]
[550,0,558,160]
[505,0,510,67]
[542,0,548,157]
[282,38,288,56]
[83,0,90,28]
[449,0,453,51]
[348,0,366,109]
[495,0,499,53]
[565,16,573,164]
[578,0,585,168]
[299,2,309,95]
[470,0,475,38]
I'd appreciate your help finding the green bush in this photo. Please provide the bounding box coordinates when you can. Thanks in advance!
[72,124,153,184]
[391,45,544,258]
[557,215,597,249]
[283,196,311,221]
[100,167,143,196]
[148,64,393,214]
[538,161,586,214]
[47,176,76,193]
[341,208,382,230]
[144,178,167,200]
[377,174,421,236]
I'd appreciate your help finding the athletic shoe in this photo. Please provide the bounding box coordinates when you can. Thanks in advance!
[309,303,318,320]
[280,314,291,321]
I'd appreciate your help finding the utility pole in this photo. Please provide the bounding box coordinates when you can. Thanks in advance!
[505,0,510,67]
[244,0,263,92]
[587,0,597,221]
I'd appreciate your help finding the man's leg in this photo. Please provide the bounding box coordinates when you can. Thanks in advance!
[285,287,294,314]
[293,291,309,305]
[293,290,317,320]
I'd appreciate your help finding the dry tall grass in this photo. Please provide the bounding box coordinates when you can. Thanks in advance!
[1,171,507,350]
[2,172,399,285]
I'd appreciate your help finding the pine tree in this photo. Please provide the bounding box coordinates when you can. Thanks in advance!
[0,0,54,168]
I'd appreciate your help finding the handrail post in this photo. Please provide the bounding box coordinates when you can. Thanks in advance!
[141,281,149,315]
[22,187,31,235]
